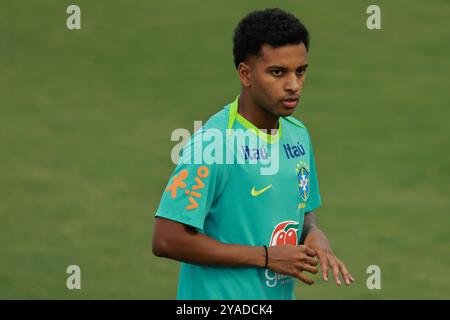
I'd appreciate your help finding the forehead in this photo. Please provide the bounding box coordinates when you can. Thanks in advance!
[250,43,308,67]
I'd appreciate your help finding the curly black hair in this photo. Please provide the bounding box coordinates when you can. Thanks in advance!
[232,8,309,69]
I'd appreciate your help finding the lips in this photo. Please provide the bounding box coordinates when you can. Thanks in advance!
[281,97,299,108]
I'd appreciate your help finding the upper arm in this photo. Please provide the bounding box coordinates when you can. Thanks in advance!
[305,131,322,212]
[152,217,197,256]
[154,129,227,232]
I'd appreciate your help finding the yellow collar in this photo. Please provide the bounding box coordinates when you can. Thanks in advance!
[227,96,282,144]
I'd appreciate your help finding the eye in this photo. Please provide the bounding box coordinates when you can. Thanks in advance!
[296,67,307,76]
[271,69,283,77]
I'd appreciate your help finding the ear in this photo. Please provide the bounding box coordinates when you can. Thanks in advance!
[238,62,251,87]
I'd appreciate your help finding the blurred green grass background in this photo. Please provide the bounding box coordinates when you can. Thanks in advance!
[0,0,449,299]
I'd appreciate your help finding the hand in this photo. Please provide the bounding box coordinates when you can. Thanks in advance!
[267,245,319,285]
[304,229,355,286]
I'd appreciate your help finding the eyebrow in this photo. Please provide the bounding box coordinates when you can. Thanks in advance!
[266,64,309,71]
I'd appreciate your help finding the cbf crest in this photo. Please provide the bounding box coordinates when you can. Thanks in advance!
[295,161,309,202]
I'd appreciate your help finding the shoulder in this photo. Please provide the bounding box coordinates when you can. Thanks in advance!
[201,104,230,132]
[282,115,309,133]
[281,115,315,147]
[181,103,230,154]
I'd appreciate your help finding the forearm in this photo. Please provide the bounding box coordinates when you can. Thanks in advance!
[153,217,323,284]
[153,219,266,268]
[301,212,331,251]
[300,212,319,244]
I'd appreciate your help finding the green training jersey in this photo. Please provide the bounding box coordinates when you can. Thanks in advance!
[155,96,322,299]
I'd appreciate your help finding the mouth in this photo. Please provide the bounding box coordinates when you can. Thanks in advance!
[281,96,299,108]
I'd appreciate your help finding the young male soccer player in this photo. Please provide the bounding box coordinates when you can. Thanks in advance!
[152,8,354,299]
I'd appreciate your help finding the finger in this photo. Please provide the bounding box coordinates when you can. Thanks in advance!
[302,255,319,266]
[348,269,355,282]
[296,272,314,285]
[299,245,316,257]
[339,262,352,286]
[330,259,342,286]
[301,263,318,275]
[305,247,316,257]
[318,254,329,282]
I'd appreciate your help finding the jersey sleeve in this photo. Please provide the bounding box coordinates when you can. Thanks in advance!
[155,130,226,232]
[305,132,322,213]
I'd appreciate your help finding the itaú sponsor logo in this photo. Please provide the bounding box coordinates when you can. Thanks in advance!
[170,122,280,176]
[283,142,305,159]
[241,145,268,160]
[265,221,299,288]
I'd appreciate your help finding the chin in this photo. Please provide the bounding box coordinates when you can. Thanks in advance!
[277,107,296,117]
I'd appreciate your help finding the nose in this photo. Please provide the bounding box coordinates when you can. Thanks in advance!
[284,73,301,93]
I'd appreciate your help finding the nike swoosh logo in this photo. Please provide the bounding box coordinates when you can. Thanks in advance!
[251,184,272,197]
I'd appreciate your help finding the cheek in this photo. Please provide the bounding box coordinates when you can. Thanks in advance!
[251,87,278,112]
[299,75,306,89]
[253,77,281,101]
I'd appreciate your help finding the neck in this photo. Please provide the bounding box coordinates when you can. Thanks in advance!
[237,90,279,133]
